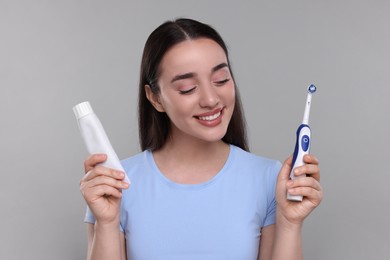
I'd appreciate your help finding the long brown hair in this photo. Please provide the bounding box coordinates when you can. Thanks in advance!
[138,18,248,152]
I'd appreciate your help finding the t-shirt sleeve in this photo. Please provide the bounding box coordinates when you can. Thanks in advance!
[84,206,96,224]
[263,160,282,227]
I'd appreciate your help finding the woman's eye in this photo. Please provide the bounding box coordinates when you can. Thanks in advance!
[179,86,196,95]
[214,78,230,86]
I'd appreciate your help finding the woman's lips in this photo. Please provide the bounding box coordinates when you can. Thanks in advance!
[194,108,224,126]
[197,110,221,121]
[195,108,223,118]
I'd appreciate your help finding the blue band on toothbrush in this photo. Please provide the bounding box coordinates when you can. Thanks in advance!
[291,124,310,170]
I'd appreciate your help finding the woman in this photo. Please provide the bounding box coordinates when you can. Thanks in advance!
[80,18,322,260]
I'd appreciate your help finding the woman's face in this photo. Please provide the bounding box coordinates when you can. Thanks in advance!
[150,38,235,144]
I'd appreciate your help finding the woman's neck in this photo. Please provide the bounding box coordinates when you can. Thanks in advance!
[152,133,230,184]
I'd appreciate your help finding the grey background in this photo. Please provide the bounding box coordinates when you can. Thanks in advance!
[1,0,389,259]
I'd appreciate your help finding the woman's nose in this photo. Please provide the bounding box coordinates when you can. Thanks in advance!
[199,84,220,108]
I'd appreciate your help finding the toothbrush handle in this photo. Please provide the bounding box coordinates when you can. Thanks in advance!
[287,124,311,201]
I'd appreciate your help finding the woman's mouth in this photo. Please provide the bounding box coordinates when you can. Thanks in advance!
[197,111,221,121]
[194,108,224,127]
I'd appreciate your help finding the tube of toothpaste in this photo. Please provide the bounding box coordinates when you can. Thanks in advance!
[73,101,130,183]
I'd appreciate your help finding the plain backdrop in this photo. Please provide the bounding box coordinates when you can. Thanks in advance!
[1,0,389,259]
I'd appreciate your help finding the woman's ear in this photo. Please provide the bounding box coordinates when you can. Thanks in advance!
[145,85,165,112]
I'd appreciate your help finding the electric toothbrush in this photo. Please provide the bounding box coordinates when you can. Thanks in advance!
[287,84,317,201]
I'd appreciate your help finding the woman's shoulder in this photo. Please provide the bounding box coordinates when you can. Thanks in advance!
[121,150,146,163]
[231,145,281,170]
[120,150,150,172]
[228,145,281,195]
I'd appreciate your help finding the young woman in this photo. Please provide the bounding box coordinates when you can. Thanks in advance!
[80,18,322,260]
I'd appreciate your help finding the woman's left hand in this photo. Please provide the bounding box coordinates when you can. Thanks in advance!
[276,154,323,225]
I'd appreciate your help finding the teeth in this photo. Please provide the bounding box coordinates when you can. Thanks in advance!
[198,111,221,121]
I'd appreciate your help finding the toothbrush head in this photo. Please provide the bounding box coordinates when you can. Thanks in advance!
[308,84,317,94]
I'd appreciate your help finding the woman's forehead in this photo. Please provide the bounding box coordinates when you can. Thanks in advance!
[159,38,228,77]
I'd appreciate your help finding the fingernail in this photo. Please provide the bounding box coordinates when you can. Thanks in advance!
[294,169,299,175]
[287,180,293,187]
[117,171,124,178]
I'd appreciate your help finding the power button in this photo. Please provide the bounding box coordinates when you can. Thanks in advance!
[301,135,310,152]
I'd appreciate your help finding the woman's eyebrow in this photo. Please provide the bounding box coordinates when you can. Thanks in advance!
[212,62,228,73]
[171,72,195,83]
[170,63,229,83]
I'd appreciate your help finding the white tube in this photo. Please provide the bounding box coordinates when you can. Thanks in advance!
[73,101,130,183]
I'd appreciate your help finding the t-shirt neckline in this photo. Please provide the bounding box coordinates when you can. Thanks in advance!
[146,144,235,190]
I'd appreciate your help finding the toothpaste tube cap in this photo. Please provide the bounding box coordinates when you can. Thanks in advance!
[73,101,94,119]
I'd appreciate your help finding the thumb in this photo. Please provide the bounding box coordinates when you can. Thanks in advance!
[278,155,293,183]
[276,155,293,204]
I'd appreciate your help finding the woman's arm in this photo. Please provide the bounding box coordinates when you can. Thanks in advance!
[86,223,126,260]
[270,212,303,260]
[258,222,303,260]
[81,154,129,260]
[259,155,322,260]
[258,224,275,260]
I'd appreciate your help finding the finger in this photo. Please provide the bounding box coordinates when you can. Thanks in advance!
[287,186,323,202]
[303,154,319,165]
[83,165,125,182]
[277,155,293,182]
[287,177,322,191]
[85,184,123,200]
[293,164,320,181]
[83,175,129,191]
[84,154,107,173]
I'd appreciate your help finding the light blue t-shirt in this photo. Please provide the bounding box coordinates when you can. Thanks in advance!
[85,145,281,260]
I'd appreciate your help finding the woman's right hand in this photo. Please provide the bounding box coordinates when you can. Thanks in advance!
[80,154,129,225]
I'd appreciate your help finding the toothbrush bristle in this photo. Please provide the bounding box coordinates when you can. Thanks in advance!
[308,84,316,93]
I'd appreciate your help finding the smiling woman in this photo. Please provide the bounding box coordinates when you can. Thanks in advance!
[79,18,322,260]
[146,38,236,144]
[138,20,248,153]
